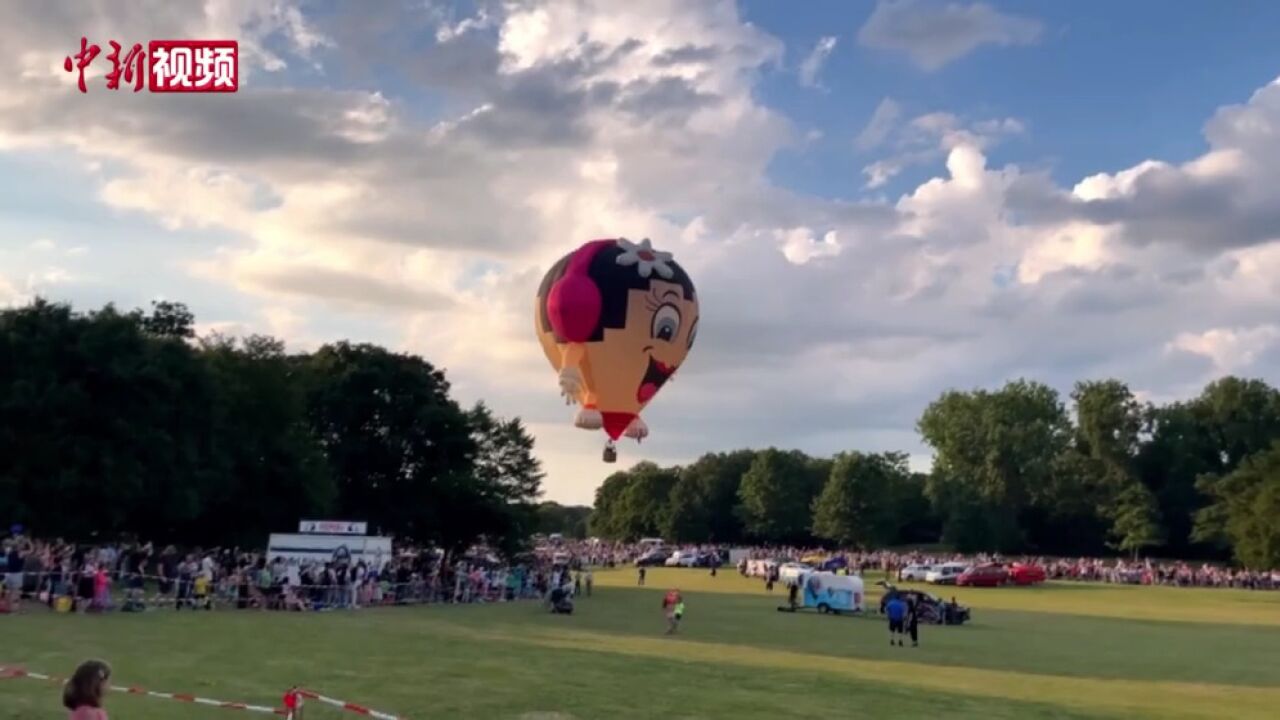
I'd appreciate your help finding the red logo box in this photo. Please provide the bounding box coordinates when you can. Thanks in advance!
[148,40,238,93]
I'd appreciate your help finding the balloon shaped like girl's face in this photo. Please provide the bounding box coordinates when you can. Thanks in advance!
[535,238,698,441]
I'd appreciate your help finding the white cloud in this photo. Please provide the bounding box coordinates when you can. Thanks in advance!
[858,0,1043,71]
[777,228,842,264]
[1168,325,1280,375]
[860,107,1024,188]
[798,36,838,88]
[0,1,1277,503]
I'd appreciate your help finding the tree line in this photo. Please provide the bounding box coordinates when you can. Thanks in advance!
[0,299,545,553]
[588,378,1280,569]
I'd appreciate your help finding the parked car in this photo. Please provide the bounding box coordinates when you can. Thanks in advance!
[898,563,935,582]
[819,555,849,572]
[878,582,970,625]
[924,563,969,585]
[956,563,1010,587]
[635,550,670,567]
[1009,563,1046,585]
[664,550,700,567]
[778,562,813,585]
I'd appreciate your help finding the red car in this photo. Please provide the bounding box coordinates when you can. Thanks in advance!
[956,564,1010,587]
[1009,563,1046,586]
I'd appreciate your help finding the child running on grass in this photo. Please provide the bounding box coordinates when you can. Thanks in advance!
[662,589,684,635]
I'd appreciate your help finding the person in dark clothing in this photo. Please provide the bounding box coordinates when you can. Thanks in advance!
[787,581,799,610]
[906,597,920,647]
[638,567,646,586]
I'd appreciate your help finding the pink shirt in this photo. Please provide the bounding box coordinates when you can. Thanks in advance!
[68,706,107,720]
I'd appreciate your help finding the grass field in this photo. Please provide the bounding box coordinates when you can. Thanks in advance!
[4,568,1279,719]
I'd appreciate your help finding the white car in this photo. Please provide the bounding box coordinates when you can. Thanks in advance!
[925,563,969,585]
[664,550,699,567]
[898,563,935,582]
[778,562,813,585]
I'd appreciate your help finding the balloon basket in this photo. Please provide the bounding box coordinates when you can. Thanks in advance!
[602,441,617,463]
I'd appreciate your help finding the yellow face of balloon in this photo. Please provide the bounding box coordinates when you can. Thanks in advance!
[584,279,699,417]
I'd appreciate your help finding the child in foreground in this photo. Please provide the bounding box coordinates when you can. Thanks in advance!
[662,589,684,635]
[63,659,111,720]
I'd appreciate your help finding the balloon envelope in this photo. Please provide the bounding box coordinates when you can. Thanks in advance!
[534,238,699,443]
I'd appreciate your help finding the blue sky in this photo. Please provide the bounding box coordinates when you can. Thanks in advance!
[748,0,1280,200]
[3,1,1280,503]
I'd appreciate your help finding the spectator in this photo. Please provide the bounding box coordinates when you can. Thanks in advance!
[63,659,111,720]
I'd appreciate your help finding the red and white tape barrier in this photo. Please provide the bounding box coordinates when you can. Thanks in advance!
[0,666,288,716]
[289,688,408,720]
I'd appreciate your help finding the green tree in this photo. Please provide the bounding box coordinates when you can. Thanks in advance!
[1107,481,1165,559]
[535,502,592,539]
[467,402,545,554]
[589,470,634,540]
[1070,380,1160,553]
[615,462,679,540]
[198,333,333,545]
[662,471,711,542]
[1195,377,1280,469]
[738,449,823,544]
[918,380,1071,551]
[1138,378,1280,556]
[1194,440,1280,568]
[301,342,477,547]
[0,300,222,542]
[893,472,940,545]
[136,300,196,339]
[1072,379,1143,465]
[812,452,909,549]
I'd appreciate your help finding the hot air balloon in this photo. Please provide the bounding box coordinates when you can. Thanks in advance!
[534,238,699,462]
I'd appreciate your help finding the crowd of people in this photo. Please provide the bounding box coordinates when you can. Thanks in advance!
[735,546,1280,590]
[0,535,590,614]
[5,534,1277,617]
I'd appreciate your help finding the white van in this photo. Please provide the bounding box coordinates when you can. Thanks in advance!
[638,537,665,547]
[925,563,969,585]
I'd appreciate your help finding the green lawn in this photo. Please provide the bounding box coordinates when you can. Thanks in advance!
[3,568,1278,719]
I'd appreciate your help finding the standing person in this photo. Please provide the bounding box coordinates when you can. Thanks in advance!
[662,589,683,635]
[584,568,594,597]
[787,580,799,610]
[638,566,646,586]
[5,540,25,611]
[906,596,920,648]
[62,659,111,719]
[885,594,907,647]
[92,565,111,612]
[574,571,582,597]
[193,566,212,610]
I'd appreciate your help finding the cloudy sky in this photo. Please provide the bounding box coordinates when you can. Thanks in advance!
[3,0,1280,504]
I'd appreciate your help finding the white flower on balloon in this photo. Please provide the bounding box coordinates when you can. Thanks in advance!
[615,238,675,279]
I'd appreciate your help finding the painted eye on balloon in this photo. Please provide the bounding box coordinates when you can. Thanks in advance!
[686,318,698,350]
[651,304,681,342]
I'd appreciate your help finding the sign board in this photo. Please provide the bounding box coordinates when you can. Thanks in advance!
[298,520,367,535]
[266,533,392,584]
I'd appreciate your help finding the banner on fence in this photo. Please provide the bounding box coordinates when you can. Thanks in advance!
[266,533,392,584]
[298,520,367,535]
